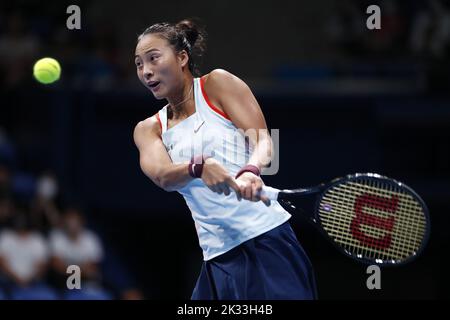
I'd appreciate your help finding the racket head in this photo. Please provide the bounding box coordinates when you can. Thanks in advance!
[313,173,430,266]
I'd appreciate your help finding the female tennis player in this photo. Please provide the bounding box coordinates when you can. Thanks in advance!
[133,19,317,299]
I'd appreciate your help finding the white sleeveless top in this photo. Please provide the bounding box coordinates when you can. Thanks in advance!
[156,76,291,261]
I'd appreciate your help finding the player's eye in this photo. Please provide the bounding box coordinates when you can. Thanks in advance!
[135,61,142,68]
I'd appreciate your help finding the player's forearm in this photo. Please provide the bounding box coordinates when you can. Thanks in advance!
[150,163,193,192]
[247,132,273,171]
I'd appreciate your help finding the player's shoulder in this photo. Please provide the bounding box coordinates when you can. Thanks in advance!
[202,69,246,96]
[134,115,160,134]
[134,114,161,144]
[203,69,238,86]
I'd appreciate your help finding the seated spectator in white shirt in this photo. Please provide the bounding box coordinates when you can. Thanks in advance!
[0,210,57,300]
[49,206,111,300]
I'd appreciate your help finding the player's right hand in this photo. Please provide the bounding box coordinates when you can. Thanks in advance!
[201,158,242,200]
[235,172,271,207]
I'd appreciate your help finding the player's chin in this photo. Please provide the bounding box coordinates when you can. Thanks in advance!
[148,88,165,100]
[151,93,165,100]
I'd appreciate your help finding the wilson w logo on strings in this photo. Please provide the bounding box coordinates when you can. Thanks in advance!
[350,193,399,250]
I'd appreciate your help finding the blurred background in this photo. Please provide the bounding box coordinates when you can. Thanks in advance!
[0,0,449,299]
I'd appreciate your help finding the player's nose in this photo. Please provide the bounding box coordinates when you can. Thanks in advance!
[143,64,153,80]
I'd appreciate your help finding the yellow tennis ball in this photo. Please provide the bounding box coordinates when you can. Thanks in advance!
[33,57,61,84]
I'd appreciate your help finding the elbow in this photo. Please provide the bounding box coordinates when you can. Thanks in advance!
[153,174,169,191]
[259,136,274,167]
[140,162,172,192]
[154,174,176,192]
[158,178,171,192]
[140,161,179,192]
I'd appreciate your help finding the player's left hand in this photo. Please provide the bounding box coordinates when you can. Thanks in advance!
[236,172,270,206]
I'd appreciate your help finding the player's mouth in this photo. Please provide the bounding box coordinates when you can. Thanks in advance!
[147,81,161,91]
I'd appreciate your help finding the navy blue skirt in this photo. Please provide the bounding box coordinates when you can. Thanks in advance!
[191,221,318,300]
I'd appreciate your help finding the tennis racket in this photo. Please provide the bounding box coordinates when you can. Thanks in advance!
[261,173,430,265]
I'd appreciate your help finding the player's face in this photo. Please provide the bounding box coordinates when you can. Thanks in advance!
[135,34,186,99]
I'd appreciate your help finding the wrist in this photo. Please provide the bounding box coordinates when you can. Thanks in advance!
[235,164,260,179]
[188,155,212,178]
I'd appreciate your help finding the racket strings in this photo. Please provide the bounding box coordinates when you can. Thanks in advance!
[318,178,427,263]
[321,192,426,238]
[319,200,424,249]
[322,191,425,229]
[322,192,422,261]
[338,184,423,261]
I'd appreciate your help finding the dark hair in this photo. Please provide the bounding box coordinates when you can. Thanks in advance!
[137,18,207,76]
[12,208,34,231]
[62,203,84,216]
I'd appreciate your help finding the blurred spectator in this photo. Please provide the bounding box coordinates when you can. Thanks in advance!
[409,0,450,92]
[0,164,13,231]
[0,145,16,231]
[364,0,406,56]
[0,12,39,88]
[0,164,12,199]
[72,20,120,91]
[30,171,61,235]
[410,0,450,59]
[0,209,57,299]
[49,206,111,300]
[10,171,36,204]
[325,0,366,56]
[0,129,16,167]
[0,196,13,230]
[326,0,407,58]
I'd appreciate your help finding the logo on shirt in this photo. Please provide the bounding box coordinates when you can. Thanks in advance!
[194,120,205,133]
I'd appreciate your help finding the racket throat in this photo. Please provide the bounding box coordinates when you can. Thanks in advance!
[278,187,321,199]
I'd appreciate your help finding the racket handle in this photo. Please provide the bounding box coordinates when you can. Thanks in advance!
[261,186,280,201]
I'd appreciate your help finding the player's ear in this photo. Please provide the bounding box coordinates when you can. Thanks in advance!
[177,50,189,68]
